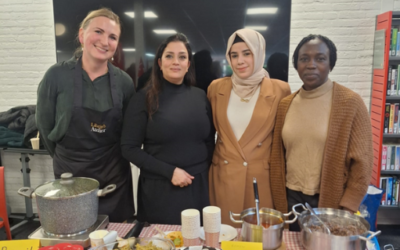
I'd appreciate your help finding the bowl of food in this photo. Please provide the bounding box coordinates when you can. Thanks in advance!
[88,237,176,250]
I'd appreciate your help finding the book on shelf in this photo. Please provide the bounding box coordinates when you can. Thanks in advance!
[384,103,390,133]
[396,146,400,170]
[389,103,395,134]
[391,145,396,170]
[381,177,387,205]
[397,32,400,57]
[391,69,397,96]
[388,66,392,96]
[382,145,388,170]
[387,145,392,170]
[387,177,393,205]
[397,65,400,94]
[392,28,398,56]
[394,104,399,133]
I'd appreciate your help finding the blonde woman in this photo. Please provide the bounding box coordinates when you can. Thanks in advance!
[36,8,134,222]
[207,29,291,225]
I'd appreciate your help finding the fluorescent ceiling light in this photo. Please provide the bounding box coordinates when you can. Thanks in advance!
[124,11,158,18]
[247,8,278,14]
[146,53,155,57]
[153,29,177,34]
[245,26,268,31]
[123,48,136,52]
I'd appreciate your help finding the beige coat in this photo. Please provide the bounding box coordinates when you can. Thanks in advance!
[207,77,291,226]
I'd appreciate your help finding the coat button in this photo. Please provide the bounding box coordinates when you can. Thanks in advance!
[243,162,248,167]
[257,143,262,147]
[224,160,229,164]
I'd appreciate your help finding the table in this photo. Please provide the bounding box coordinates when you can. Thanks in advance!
[139,224,305,250]
[107,223,136,238]
[1,147,49,230]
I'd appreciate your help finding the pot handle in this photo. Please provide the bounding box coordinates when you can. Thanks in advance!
[292,203,306,216]
[97,184,117,197]
[17,187,35,198]
[229,211,243,224]
[358,230,381,242]
[283,210,298,224]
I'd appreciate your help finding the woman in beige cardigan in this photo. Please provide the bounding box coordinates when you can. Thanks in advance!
[207,29,291,226]
[270,34,373,231]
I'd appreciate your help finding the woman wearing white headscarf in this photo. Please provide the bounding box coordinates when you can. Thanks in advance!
[207,29,291,226]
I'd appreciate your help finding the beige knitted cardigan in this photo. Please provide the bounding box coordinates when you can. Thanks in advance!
[270,82,373,213]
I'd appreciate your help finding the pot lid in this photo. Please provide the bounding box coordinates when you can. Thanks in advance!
[34,173,99,198]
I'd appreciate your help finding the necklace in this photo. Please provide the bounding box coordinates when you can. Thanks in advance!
[240,92,256,103]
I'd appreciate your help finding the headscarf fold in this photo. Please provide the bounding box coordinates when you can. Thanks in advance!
[226,29,270,99]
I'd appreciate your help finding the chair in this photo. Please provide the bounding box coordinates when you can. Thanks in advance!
[0,166,12,240]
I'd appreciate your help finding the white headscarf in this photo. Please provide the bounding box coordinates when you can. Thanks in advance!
[226,29,270,99]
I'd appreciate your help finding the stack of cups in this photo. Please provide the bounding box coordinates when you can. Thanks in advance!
[203,206,221,248]
[89,230,118,250]
[181,209,201,247]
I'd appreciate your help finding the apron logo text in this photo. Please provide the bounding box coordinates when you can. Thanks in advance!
[91,122,106,133]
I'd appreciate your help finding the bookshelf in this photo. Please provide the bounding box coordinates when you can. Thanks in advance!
[371,11,400,225]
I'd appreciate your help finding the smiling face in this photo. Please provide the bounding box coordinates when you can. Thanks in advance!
[79,16,120,63]
[229,42,254,79]
[158,41,190,85]
[297,38,331,90]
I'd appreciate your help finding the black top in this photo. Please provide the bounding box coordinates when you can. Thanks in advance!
[36,57,135,157]
[121,79,215,179]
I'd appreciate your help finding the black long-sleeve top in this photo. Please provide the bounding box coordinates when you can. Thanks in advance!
[121,79,215,180]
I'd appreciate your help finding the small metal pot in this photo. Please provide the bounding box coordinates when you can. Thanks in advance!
[18,173,116,236]
[230,207,297,250]
[292,203,381,250]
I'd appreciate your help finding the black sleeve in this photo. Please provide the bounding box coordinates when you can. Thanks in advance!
[36,68,57,157]
[121,92,176,180]
[205,97,216,166]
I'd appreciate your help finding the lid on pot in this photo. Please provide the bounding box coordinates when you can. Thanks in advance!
[34,173,99,198]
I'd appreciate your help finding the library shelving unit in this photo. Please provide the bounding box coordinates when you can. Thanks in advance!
[371,11,400,224]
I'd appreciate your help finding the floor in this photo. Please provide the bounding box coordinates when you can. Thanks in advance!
[1,215,400,249]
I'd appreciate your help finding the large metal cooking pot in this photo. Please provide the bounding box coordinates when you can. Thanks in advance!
[292,203,381,250]
[230,207,297,250]
[18,173,116,236]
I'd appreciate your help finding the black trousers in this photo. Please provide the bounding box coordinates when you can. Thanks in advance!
[287,188,319,231]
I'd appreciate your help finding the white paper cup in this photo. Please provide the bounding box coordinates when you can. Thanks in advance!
[203,206,221,247]
[89,230,109,250]
[181,209,201,247]
[30,138,40,150]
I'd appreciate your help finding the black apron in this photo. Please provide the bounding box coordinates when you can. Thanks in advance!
[53,58,134,222]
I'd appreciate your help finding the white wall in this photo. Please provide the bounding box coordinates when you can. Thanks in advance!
[0,0,392,213]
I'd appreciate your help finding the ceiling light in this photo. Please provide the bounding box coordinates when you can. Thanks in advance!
[245,26,268,31]
[123,48,136,52]
[124,11,158,18]
[55,23,66,36]
[145,11,158,18]
[153,29,177,34]
[146,53,155,57]
[247,8,278,14]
